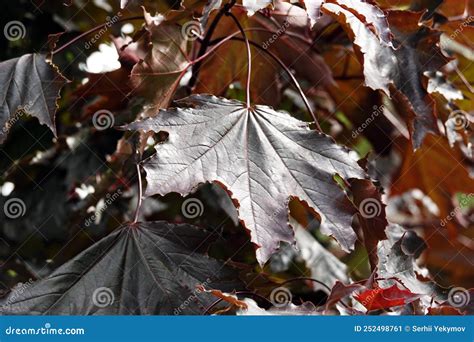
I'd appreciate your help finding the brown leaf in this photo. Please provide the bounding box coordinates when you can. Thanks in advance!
[131,8,190,112]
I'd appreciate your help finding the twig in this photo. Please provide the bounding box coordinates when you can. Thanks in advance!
[280,276,331,293]
[52,16,144,55]
[188,0,237,89]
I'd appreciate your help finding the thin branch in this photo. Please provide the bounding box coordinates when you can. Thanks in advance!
[280,277,331,293]
[52,16,144,55]
[208,35,321,130]
[133,164,143,223]
[190,31,246,65]
[188,0,236,89]
[279,277,352,310]
[226,12,252,108]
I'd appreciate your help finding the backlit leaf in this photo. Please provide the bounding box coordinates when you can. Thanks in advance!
[126,94,367,264]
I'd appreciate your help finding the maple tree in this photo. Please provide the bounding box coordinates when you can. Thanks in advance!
[0,0,473,316]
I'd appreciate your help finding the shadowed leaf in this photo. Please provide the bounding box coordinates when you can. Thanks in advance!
[0,221,240,315]
[0,54,68,144]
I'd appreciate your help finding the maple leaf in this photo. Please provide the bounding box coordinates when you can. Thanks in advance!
[322,5,448,147]
[130,9,190,112]
[310,0,393,45]
[0,54,68,144]
[354,284,421,310]
[0,221,240,315]
[323,46,395,154]
[125,94,366,265]
[377,224,444,298]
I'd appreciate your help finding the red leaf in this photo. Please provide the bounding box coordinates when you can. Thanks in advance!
[355,284,421,310]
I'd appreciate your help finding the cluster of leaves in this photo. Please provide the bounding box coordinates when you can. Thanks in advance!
[0,0,472,315]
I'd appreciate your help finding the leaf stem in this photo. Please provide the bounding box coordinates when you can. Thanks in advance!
[133,164,143,223]
[188,0,236,89]
[207,35,322,130]
[226,12,252,108]
[52,16,144,55]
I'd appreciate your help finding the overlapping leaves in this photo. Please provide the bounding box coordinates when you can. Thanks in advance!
[126,94,367,264]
